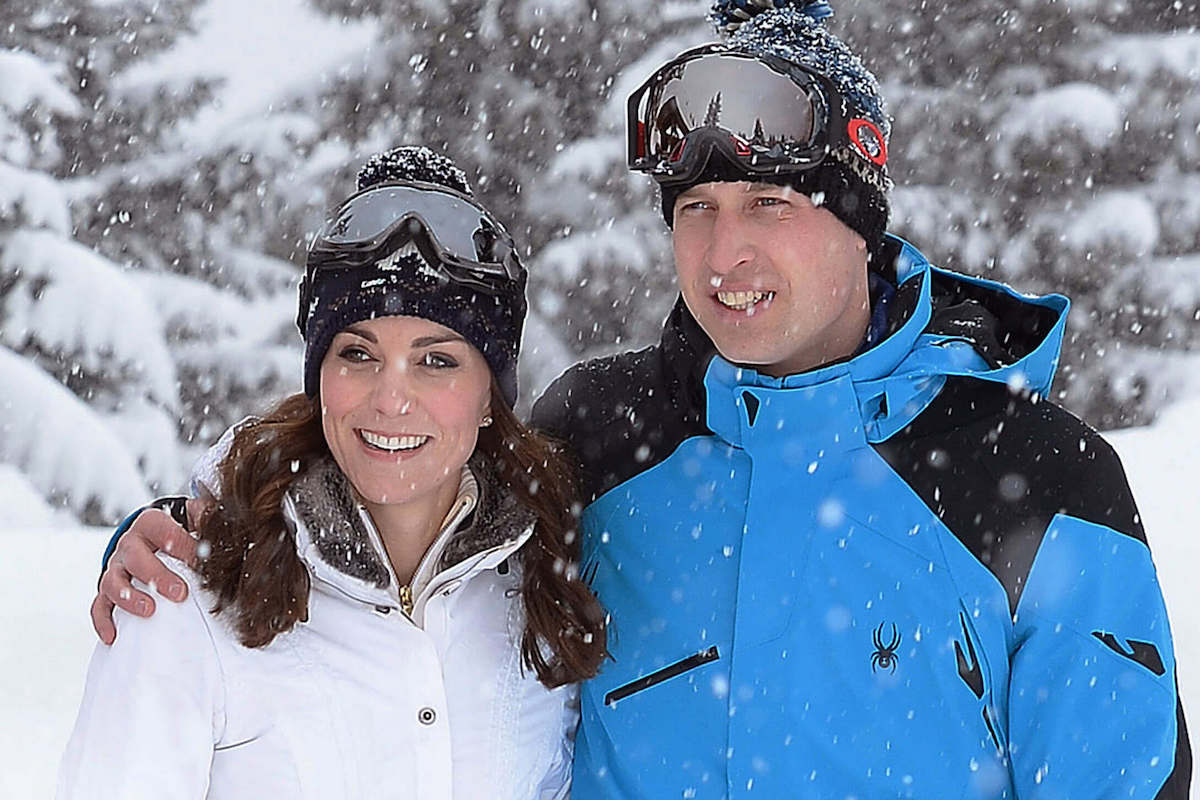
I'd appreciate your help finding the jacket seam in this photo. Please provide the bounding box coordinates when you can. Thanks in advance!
[183,571,230,743]
[1014,604,1176,703]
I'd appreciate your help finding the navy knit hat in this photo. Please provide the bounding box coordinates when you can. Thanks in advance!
[299,146,527,404]
[662,0,892,257]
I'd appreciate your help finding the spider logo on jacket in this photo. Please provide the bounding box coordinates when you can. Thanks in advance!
[871,622,902,674]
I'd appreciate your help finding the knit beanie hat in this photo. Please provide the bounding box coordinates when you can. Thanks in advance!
[298,146,528,405]
[661,0,892,258]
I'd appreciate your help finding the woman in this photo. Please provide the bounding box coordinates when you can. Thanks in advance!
[57,146,606,799]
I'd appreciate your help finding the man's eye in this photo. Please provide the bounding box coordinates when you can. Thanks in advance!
[755,196,786,207]
[421,352,458,369]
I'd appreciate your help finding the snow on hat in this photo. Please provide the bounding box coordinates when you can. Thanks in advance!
[300,146,527,404]
[664,0,893,257]
[355,146,472,194]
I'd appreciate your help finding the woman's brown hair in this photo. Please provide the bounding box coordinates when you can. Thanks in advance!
[196,385,606,688]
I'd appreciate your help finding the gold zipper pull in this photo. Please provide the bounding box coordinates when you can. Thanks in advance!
[399,584,414,616]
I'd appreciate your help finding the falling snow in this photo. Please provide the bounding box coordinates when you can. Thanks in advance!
[0,0,1198,793]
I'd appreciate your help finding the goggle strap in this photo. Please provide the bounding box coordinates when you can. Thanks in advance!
[828,145,893,194]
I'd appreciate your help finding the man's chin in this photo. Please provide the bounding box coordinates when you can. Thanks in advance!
[707,338,784,374]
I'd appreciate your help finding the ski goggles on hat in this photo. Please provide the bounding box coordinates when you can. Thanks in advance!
[627,45,887,185]
[302,181,523,313]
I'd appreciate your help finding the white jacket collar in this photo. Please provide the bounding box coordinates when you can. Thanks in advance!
[284,456,534,612]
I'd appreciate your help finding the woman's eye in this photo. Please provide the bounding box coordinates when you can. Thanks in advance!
[338,345,372,362]
[421,352,458,369]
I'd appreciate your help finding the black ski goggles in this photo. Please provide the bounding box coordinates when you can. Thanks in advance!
[303,181,524,301]
[627,46,886,185]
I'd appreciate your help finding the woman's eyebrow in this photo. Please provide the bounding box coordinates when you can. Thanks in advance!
[412,334,466,348]
[339,324,377,343]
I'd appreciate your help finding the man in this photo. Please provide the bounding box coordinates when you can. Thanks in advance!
[94,0,1189,796]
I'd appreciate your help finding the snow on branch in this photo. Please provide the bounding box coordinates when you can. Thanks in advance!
[0,49,80,117]
[1080,32,1200,83]
[126,268,294,343]
[0,162,71,234]
[535,220,657,282]
[994,82,1122,171]
[1062,190,1160,258]
[0,345,150,521]
[0,230,178,407]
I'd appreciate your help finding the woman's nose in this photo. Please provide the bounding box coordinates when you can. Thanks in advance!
[371,364,414,417]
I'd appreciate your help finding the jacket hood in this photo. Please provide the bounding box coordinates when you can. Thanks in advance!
[703,234,1070,445]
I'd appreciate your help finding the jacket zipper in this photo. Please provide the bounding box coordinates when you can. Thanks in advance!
[605,646,720,706]
[399,584,414,616]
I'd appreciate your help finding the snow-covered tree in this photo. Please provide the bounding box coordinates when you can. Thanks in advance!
[4,0,1198,522]
[0,0,206,519]
[840,0,1200,427]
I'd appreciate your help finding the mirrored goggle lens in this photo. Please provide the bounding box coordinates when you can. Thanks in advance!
[633,53,826,164]
[320,184,512,268]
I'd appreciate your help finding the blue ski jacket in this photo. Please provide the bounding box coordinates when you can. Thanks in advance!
[533,236,1190,799]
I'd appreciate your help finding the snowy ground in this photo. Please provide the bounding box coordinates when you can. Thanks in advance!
[0,401,1196,797]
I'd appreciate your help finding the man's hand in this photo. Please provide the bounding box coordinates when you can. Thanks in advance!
[91,498,209,645]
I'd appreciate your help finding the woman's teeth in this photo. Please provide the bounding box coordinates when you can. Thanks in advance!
[360,431,428,452]
[716,290,774,311]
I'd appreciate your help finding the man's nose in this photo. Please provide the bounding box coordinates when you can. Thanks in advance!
[371,364,414,417]
[705,209,754,275]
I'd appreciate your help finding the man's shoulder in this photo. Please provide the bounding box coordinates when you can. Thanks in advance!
[531,344,664,440]
[532,342,710,501]
[901,377,1136,525]
[921,378,1132,522]
[880,377,1143,611]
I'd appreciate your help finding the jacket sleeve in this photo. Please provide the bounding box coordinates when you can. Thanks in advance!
[58,564,223,799]
[531,683,580,800]
[1005,439,1190,797]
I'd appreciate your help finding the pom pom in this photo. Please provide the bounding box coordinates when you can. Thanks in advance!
[356,145,473,195]
[710,0,833,34]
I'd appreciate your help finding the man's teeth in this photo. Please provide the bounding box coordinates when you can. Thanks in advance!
[360,431,428,451]
[716,290,774,310]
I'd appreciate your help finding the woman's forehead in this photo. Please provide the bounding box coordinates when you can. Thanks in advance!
[337,315,466,344]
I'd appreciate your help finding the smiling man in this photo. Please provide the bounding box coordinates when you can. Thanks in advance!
[530,0,1191,797]
[671,180,872,375]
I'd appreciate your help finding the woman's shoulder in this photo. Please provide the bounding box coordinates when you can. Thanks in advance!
[120,555,229,648]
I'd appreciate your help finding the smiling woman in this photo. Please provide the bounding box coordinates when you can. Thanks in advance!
[58,146,606,799]
[319,318,493,563]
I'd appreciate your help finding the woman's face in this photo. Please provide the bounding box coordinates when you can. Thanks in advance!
[319,315,492,512]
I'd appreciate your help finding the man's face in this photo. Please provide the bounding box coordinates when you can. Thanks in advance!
[672,181,871,377]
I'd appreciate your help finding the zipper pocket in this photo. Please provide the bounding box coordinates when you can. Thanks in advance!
[604,646,720,706]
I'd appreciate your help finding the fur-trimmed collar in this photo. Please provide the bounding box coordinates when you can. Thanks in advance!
[287,454,536,590]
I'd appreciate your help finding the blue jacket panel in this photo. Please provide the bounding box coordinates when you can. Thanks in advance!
[535,237,1187,799]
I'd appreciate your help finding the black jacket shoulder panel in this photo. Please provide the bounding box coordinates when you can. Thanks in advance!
[876,377,1146,614]
[532,341,709,503]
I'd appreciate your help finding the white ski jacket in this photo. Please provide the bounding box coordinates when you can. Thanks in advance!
[58,457,578,800]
